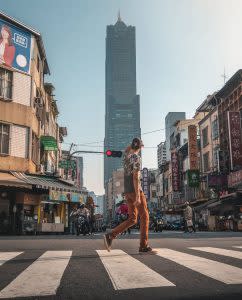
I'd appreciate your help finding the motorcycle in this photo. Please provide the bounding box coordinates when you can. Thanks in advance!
[76,215,90,236]
[153,218,164,232]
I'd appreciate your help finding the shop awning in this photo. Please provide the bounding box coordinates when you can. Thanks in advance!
[40,136,58,151]
[11,172,80,193]
[0,172,31,189]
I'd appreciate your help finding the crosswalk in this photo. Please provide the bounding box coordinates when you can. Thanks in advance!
[0,246,242,298]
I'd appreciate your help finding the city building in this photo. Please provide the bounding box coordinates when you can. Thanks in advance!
[157,141,167,167]
[104,13,141,187]
[0,11,85,235]
[61,150,84,189]
[95,195,104,215]
[165,112,186,160]
[104,168,124,223]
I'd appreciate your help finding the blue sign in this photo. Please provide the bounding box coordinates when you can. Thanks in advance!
[0,18,32,73]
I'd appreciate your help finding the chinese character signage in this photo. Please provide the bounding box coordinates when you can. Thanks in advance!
[187,170,200,188]
[228,111,242,170]
[228,169,242,188]
[171,151,180,191]
[0,18,32,73]
[142,168,149,200]
[188,125,198,170]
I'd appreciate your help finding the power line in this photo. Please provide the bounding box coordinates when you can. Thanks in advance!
[62,120,198,148]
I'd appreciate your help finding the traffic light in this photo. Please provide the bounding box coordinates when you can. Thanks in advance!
[105,150,123,158]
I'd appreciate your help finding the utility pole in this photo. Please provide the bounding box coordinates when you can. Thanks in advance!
[66,143,74,179]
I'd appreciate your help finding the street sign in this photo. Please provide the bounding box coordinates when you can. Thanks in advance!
[58,160,76,170]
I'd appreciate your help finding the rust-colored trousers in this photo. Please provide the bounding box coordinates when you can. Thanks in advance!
[111,191,149,248]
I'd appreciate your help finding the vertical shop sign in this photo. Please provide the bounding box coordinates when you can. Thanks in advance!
[171,150,179,191]
[228,111,242,170]
[142,168,149,200]
[188,125,198,170]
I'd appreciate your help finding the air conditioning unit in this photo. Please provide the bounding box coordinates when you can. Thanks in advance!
[34,97,43,107]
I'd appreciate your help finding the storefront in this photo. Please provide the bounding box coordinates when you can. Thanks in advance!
[0,171,86,234]
[37,190,86,233]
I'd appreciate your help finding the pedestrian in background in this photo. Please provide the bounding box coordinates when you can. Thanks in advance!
[104,137,156,254]
[70,205,78,235]
[86,196,97,235]
[184,202,195,233]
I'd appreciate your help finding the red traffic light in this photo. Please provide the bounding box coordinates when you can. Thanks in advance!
[106,150,112,156]
[105,150,122,158]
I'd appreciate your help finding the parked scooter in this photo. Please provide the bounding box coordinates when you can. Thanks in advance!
[76,215,90,236]
[153,218,164,232]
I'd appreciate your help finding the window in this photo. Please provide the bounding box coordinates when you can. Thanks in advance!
[212,118,219,140]
[32,133,39,164]
[0,68,13,99]
[202,126,209,147]
[0,123,10,155]
[203,152,209,172]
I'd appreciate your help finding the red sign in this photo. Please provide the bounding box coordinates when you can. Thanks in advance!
[228,169,242,188]
[171,151,180,191]
[228,111,242,170]
[188,125,198,170]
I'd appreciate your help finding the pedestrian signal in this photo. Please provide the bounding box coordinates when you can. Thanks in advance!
[105,150,123,158]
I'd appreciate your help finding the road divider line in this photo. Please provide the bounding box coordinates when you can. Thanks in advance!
[155,248,242,284]
[96,249,175,290]
[189,247,242,260]
[0,250,72,298]
[0,252,23,267]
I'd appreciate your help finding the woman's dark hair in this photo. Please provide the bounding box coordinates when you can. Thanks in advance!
[131,137,143,150]
[0,25,13,46]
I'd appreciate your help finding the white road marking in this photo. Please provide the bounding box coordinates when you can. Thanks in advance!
[233,246,242,249]
[155,248,242,284]
[0,252,23,266]
[189,247,242,260]
[96,249,175,290]
[0,251,72,298]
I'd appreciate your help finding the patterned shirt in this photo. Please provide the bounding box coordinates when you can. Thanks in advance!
[123,152,142,193]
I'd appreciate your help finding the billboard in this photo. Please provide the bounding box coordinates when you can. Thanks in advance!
[171,151,180,191]
[227,111,242,170]
[187,170,200,188]
[188,125,198,170]
[0,18,32,73]
[228,169,242,188]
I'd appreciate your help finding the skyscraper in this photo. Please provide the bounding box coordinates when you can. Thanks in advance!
[104,13,141,185]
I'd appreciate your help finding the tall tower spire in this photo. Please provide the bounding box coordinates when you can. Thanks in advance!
[118,10,121,22]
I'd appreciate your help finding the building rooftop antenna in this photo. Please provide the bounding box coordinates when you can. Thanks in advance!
[221,67,227,85]
[118,10,121,22]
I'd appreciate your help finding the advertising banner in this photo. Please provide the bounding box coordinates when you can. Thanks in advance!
[208,174,227,187]
[188,125,198,170]
[228,169,242,188]
[227,111,242,170]
[49,190,83,203]
[171,151,180,191]
[187,170,200,188]
[142,168,149,200]
[0,18,32,73]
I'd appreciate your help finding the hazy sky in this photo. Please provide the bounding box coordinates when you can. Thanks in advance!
[1,0,242,194]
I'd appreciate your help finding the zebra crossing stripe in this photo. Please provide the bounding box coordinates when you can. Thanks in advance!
[96,249,175,290]
[0,251,72,299]
[189,247,242,260]
[155,248,242,284]
[0,252,23,267]
[233,246,242,249]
